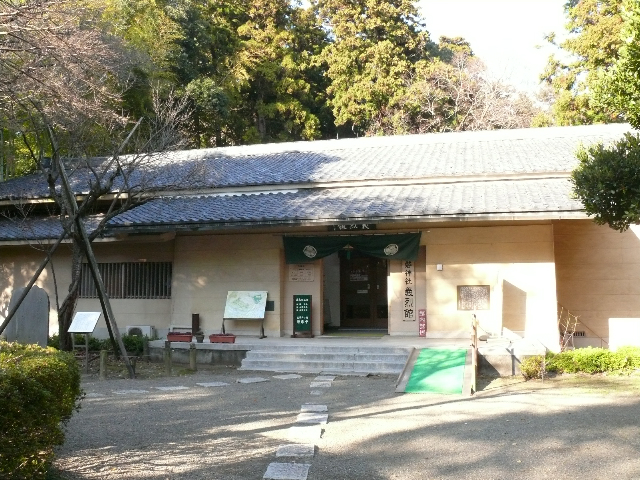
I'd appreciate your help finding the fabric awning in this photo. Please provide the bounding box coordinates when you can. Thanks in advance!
[283,232,421,264]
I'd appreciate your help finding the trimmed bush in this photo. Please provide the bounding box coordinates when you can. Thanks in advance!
[520,355,546,380]
[0,341,82,479]
[48,334,144,355]
[521,346,640,379]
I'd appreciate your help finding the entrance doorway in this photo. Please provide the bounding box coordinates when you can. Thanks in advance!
[339,251,388,329]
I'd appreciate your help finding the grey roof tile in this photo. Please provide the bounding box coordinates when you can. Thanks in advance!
[0,124,631,200]
[108,178,581,230]
[0,215,104,241]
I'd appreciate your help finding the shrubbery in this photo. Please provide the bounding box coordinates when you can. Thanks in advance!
[48,333,146,356]
[0,341,82,479]
[521,346,640,379]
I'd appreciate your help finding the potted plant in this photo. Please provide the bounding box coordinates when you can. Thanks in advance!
[209,333,236,343]
[195,330,205,343]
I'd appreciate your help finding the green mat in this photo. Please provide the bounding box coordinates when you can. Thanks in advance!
[405,348,467,394]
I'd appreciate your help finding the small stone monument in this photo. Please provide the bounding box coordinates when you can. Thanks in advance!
[5,285,50,347]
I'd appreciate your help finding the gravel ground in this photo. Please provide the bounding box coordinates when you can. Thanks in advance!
[53,366,640,480]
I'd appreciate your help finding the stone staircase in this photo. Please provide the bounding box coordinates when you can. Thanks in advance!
[239,344,413,375]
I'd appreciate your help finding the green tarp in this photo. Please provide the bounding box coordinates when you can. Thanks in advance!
[283,232,421,264]
[405,348,467,394]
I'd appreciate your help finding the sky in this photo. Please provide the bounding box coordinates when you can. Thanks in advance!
[418,0,568,93]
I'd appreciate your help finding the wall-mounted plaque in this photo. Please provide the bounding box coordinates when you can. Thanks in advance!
[457,285,490,310]
[289,264,314,282]
[328,224,377,231]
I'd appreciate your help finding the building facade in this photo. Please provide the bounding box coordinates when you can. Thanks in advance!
[0,124,636,351]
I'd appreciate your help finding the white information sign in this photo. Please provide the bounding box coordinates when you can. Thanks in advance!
[289,264,314,282]
[223,291,268,319]
[68,311,102,334]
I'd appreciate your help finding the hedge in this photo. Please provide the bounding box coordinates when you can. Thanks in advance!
[0,341,82,479]
[48,333,146,356]
[521,346,640,379]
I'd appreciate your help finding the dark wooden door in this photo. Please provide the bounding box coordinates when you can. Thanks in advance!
[340,251,388,329]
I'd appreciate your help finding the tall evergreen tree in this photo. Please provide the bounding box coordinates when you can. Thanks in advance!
[594,0,640,128]
[540,0,625,125]
[314,0,436,135]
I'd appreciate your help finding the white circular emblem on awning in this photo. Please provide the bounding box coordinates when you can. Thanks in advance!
[303,245,317,258]
[383,244,399,256]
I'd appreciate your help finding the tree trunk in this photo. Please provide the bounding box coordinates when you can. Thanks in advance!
[58,241,83,351]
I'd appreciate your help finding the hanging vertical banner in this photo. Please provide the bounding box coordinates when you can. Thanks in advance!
[418,309,427,337]
[403,260,415,321]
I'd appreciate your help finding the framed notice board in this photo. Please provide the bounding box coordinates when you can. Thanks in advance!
[292,295,313,338]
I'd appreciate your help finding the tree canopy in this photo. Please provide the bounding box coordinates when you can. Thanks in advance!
[540,0,625,125]
[593,0,640,128]
[572,133,640,232]
[0,0,542,179]
[570,0,640,232]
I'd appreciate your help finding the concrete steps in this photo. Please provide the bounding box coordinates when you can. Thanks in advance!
[239,345,412,375]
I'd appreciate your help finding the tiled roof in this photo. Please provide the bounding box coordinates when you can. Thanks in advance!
[0,215,104,241]
[108,177,582,230]
[0,123,631,200]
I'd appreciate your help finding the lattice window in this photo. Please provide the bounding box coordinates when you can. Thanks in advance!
[457,285,490,310]
[79,262,172,299]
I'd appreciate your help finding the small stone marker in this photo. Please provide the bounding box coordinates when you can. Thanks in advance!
[196,382,230,387]
[296,413,328,424]
[262,463,311,480]
[288,425,322,440]
[273,374,302,380]
[314,375,335,381]
[6,285,49,347]
[309,381,332,388]
[301,404,327,413]
[276,444,315,457]
[263,462,311,480]
[154,386,189,391]
[113,390,149,395]
[238,377,268,384]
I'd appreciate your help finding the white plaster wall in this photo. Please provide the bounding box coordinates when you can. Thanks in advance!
[0,239,175,338]
[322,253,340,327]
[555,220,640,348]
[283,260,323,336]
[388,246,426,335]
[423,225,559,350]
[171,233,283,337]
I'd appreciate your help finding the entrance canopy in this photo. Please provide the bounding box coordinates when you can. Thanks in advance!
[283,233,421,264]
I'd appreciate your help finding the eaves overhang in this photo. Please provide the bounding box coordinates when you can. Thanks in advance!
[103,210,589,236]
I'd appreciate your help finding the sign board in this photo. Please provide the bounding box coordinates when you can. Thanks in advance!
[68,312,101,334]
[328,224,377,231]
[418,309,427,337]
[289,264,314,282]
[403,260,415,321]
[223,291,268,319]
[293,295,312,337]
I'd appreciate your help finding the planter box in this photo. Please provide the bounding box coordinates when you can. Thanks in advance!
[209,334,236,343]
[167,333,192,342]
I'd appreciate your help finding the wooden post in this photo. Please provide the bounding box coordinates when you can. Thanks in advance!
[143,337,149,363]
[164,341,172,376]
[189,343,197,371]
[99,350,108,381]
[84,333,89,374]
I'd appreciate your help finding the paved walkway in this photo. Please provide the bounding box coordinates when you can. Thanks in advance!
[54,368,640,479]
